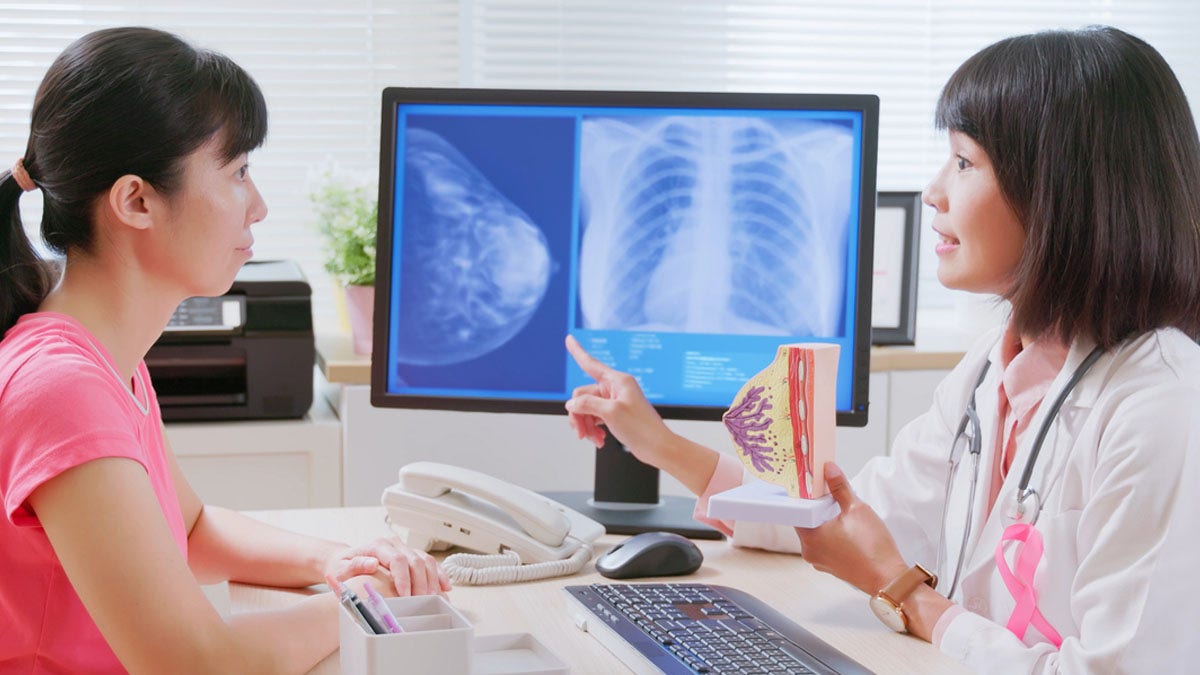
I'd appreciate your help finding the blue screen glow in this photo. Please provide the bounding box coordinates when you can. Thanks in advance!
[384,101,866,413]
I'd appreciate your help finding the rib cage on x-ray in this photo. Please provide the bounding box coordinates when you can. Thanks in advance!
[578,116,854,337]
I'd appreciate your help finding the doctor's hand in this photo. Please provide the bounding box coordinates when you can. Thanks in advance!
[564,335,677,466]
[794,463,908,596]
[325,538,451,597]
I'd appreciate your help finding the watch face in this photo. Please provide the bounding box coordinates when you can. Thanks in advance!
[870,594,907,632]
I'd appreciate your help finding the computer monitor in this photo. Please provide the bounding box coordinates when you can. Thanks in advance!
[371,88,878,539]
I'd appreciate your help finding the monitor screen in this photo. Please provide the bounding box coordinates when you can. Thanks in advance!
[371,88,878,428]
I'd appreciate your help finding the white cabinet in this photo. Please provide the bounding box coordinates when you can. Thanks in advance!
[167,385,342,510]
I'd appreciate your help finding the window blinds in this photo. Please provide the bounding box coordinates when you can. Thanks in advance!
[2,1,1197,326]
[0,0,461,329]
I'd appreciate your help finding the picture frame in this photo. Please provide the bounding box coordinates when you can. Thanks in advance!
[871,191,921,346]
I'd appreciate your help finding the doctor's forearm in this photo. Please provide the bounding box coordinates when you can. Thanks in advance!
[904,585,954,643]
[656,434,722,496]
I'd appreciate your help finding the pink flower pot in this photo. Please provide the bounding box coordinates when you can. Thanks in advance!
[344,284,375,355]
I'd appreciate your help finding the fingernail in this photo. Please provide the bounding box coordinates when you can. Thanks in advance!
[825,463,843,479]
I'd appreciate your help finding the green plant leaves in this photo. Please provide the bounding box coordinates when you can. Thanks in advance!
[312,178,378,287]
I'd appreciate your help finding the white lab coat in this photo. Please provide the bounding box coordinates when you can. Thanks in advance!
[726,326,1200,674]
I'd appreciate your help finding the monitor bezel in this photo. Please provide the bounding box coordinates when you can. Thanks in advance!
[371,87,878,427]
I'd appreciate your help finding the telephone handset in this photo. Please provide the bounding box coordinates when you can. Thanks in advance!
[382,461,605,584]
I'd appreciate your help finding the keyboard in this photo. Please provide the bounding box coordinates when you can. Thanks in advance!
[565,583,872,674]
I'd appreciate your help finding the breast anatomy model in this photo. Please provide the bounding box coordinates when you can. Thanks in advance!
[710,343,842,527]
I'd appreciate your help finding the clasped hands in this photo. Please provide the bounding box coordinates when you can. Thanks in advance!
[323,537,452,600]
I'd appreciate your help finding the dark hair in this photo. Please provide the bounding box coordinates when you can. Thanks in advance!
[935,26,1200,349]
[0,26,267,334]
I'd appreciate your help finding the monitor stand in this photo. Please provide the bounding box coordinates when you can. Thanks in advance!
[543,434,724,540]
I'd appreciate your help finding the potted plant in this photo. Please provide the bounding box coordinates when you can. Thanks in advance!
[312,176,378,355]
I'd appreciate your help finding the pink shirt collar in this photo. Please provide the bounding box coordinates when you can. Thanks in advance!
[997,322,1070,423]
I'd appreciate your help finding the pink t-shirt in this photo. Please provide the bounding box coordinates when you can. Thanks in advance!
[0,312,188,674]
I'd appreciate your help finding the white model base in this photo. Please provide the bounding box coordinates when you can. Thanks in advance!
[707,479,841,528]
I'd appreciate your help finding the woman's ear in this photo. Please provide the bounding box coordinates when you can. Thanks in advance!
[104,174,162,231]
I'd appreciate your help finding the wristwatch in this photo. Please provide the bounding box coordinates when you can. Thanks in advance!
[869,563,937,633]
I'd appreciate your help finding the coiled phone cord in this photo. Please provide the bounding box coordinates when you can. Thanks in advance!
[441,542,594,585]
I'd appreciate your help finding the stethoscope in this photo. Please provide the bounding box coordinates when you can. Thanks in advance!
[935,345,1105,598]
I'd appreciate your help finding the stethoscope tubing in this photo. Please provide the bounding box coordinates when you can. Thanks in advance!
[939,362,990,598]
[1013,347,1105,508]
[946,424,979,599]
[937,345,1105,599]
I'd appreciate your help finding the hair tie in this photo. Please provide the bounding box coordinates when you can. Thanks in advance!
[11,158,36,192]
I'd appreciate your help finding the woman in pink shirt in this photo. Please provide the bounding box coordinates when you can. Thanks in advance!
[566,26,1200,674]
[0,28,448,673]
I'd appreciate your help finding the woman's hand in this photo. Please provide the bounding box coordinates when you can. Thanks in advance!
[794,463,908,595]
[324,538,451,597]
[338,568,399,599]
[563,335,676,464]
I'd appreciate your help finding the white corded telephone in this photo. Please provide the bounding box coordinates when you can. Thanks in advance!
[382,461,605,585]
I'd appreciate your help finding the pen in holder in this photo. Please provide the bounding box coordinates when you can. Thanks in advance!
[340,587,387,635]
[339,595,473,674]
[338,593,569,675]
[362,584,404,634]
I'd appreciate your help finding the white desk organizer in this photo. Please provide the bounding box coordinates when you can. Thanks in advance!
[707,479,841,528]
[339,595,567,675]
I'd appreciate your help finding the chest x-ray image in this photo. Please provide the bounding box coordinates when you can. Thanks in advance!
[396,128,554,366]
[578,115,854,338]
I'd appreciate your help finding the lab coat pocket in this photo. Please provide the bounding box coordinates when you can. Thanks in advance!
[1027,508,1082,643]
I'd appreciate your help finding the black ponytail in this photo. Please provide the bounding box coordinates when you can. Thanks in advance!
[0,170,55,335]
[0,26,267,335]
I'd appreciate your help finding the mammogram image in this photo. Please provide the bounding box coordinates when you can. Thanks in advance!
[395,128,554,365]
[578,115,854,337]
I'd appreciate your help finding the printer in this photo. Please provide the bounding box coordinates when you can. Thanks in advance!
[147,260,314,421]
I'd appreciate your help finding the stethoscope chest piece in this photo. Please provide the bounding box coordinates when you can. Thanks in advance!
[1007,487,1042,525]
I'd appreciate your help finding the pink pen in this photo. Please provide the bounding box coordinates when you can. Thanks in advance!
[363,584,404,634]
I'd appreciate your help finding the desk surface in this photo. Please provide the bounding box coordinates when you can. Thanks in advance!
[233,507,970,675]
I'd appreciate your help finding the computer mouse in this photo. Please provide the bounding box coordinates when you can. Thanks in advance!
[595,531,704,579]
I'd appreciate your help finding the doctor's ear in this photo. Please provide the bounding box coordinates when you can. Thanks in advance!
[103,174,165,231]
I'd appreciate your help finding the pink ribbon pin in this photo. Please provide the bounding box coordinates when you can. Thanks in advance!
[995,522,1063,648]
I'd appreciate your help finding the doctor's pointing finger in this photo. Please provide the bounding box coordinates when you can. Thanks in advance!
[562,334,730,501]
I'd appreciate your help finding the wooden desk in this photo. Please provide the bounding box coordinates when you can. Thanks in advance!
[232,507,970,675]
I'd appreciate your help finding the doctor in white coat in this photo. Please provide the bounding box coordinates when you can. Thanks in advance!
[564,26,1200,674]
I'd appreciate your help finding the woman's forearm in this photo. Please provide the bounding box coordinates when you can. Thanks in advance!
[187,505,346,587]
[221,593,342,674]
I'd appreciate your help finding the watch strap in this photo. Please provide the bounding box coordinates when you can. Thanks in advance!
[880,563,936,605]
